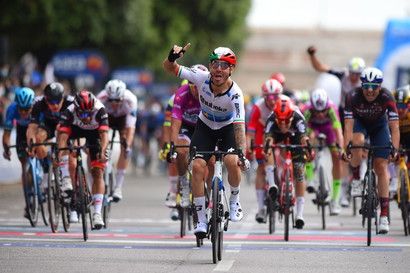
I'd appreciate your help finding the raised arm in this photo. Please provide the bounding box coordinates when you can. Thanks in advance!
[163,43,191,75]
[307,46,331,73]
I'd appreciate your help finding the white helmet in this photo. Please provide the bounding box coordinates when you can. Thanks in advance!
[310,88,329,111]
[360,67,383,84]
[105,79,126,100]
[261,79,283,96]
[348,57,366,73]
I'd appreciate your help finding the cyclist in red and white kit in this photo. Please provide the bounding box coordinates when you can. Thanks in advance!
[163,44,249,238]
[246,79,283,223]
[97,79,138,202]
[58,90,109,229]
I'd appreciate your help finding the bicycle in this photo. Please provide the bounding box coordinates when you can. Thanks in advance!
[265,138,311,241]
[396,148,410,236]
[347,143,393,246]
[102,129,125,228]
[29,141,67,233]
[7,144,48,228]
[310,134,339,230]
[169,142,193,238]
[190,140,242,264]
[59,139,94,241]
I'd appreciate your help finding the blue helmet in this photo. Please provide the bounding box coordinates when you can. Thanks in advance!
[15,87,35,108]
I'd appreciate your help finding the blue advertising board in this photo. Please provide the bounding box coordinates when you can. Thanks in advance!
[111,68,153,90]
[52,50,109,79]
[375,19,410,90]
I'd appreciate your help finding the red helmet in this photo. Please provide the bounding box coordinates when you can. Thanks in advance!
[271,72,286,85]
[274,95,294,121]
[209,47,237,65]
[74,90,95,111]
[262,79,283,96]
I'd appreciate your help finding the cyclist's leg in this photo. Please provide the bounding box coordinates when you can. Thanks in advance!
[114,116,135,201]
[350,120,366,196]
[220,124,243,222]
[190,119,214,234]
[175,128,192,208]
[264,138,278,201]
[34,126,53,159]
[370,123,391,232]
[255,161,267,223]
[294,156,306,229]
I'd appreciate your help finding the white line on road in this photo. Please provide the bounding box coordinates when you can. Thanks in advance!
[213,259,234,271]
[1,236,409,248]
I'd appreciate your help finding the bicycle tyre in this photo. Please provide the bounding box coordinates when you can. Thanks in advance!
[103,170,113,228]
[218,230,223,261]
[78,166,88,241]
[366,172,374,246]
[212,178,220,264]
[319,166,326,230]
[399,169,409,236]
[284,169,290,242]
[47,167,60,232]
[180,207,187,238]
[23,162,39,227]
[267,197,276,234]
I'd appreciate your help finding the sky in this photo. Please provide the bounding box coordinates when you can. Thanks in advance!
[247,0,410,31]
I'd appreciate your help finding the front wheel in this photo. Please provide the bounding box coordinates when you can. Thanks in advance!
[399,169,410,236]
[284,169,291,242]
[47,168,60,232]
[23,162,39,227]
[77,167,89,241]
[211,179,220,264]
[318,166,326,230]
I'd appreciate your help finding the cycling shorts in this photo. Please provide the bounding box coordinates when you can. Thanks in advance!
[353,118,391,159]
[190,119,236,162]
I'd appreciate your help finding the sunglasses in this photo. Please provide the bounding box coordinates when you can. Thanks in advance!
[77,110,92,118]
[396,103,409,110]
[108,98,122,103]
[362,83,380,90]
[210,60,231,70]
[46,99,61,105]
[18,107,31,112]
[275,118,292,125]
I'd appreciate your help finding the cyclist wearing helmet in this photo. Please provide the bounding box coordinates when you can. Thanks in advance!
[2,87,35,220]
[343,67,399,234]
[246,79,283,223]
[303,88,344,215]
[163,43,249,238]
[271,72,298,105]
[307,46,365,126]
[393,85,410,151]
[58,90,109,229]
[264,95,313,229]
[97,79,138,202]
[26,82,74,159]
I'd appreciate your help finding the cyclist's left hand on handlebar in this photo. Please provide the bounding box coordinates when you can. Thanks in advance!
[389,146,399,162]
[99,149,109,163]
[237,152,250,171]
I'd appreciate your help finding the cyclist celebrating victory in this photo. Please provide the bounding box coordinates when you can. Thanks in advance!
[97,79,138,202]
[58,90,109,229]
[163,43,249,238]
[343,67,399,234]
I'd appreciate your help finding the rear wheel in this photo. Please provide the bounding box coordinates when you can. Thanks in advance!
[47,167,60,232]
[23,162,39,227]
[78,167,88,241]
[284,169,290,242]
[318,166,326,230]
[103,170,113,228]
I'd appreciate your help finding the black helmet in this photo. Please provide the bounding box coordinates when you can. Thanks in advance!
[44,82,64,103]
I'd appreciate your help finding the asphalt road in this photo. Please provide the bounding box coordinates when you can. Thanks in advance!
[1,168,409,273]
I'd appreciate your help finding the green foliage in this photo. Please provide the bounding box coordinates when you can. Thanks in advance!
[0,0,251,79]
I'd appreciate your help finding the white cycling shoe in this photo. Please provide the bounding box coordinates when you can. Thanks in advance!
[229,201,243,222]
[164,192,177,207]
[351,179,363,197]
[378,216,389,234]
[93,213,104,230]
[194,221,208,239]
[69,210,79,223]
[112,187,123,202]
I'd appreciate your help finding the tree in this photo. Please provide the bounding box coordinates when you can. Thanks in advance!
[0,0,251,79]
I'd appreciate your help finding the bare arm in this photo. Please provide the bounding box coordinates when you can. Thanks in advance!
[343,118,354,151]
[170,118,182,144]
[307,46,330,72]
[99,130,109,156]
[233,123,246,152]
[389,120,400,150]
[2,130,11,149]
[26,123,38,144]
